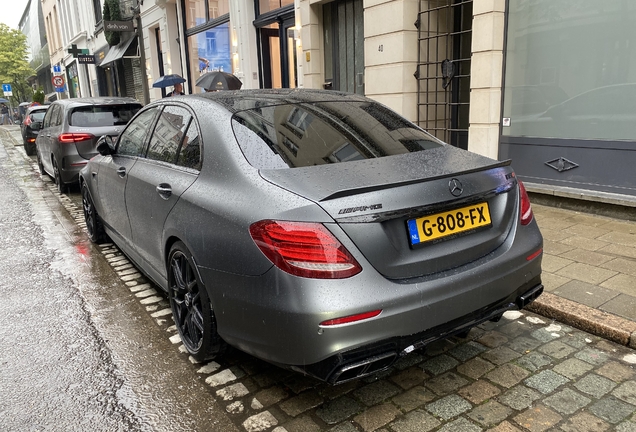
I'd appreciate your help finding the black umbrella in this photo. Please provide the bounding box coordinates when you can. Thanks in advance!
[196,71,242,91]
[152,74,186,88]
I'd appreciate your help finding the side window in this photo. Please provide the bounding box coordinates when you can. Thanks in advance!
[54,106,65,126]
[117,107,159,156]
[147,106,192,164]
[43,105,56,128]
[177,121,202,170]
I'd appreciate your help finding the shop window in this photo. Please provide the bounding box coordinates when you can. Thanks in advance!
[187,22,231,91]
[258,0,294,15]
[185,0,229,28]
[502,0,636,141]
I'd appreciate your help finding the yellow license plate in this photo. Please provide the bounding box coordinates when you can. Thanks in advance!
[407,202,492,245]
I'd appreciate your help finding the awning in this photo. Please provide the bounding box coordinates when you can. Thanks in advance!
[99,34,138,67]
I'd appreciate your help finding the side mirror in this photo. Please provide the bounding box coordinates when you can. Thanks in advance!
[30,121,43,130]
[96,135,115,156]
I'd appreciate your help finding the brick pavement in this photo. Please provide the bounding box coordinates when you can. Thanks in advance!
[529,204,636,348]
[184,311,636,432]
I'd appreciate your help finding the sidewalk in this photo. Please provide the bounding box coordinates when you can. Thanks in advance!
[2,124,635,349]
[529,204,636,348]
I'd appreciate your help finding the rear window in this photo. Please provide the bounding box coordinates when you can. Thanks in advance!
[69,104,142,127]
[31,111,47,122]
[231,101,443,169]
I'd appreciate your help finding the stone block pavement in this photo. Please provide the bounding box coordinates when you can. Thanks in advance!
[528,204,636,349]
[2,124,635,432]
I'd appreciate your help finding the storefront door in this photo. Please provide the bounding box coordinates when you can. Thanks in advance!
[255,4,297,89]
[259,19,297,89]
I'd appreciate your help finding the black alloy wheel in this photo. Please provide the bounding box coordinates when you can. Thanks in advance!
[81,183,105,243]
[168,241,225,362]
[53,159,67,194]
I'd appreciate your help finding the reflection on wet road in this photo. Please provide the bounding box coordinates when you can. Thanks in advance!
[0,128,236,432]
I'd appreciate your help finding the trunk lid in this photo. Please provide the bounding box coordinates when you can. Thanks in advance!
[260,147,518,279]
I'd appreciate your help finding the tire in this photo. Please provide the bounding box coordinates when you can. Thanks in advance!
[81,183,105,243]
[53,159,67,194]
[36,150,44,174]
[168,241,226,362]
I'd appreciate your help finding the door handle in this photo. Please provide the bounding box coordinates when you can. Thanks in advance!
[156,183,172,200]
[117,167,126,178]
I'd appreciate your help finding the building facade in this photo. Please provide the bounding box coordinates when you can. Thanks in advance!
[23,0,634,200]
[19,0,53,97]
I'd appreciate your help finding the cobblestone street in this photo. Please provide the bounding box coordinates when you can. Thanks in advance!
[177,308,636,432]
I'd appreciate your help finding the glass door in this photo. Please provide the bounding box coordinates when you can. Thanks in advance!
[255,5,297,89]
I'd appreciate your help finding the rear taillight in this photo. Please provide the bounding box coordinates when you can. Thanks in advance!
[58,133,94,143]
[249,220,362,279]
[518,180,533,225]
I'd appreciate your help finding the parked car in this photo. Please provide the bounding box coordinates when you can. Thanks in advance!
[21,105,49,156]
[34,97,142,193]
[80,89,543,384]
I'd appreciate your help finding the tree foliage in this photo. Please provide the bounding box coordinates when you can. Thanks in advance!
[33,88,45,104]
[103,0,122,47]
[0,23,34,102]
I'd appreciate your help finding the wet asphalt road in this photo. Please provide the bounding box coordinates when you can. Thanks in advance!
[0,129,237,431]
[1,126,635,432]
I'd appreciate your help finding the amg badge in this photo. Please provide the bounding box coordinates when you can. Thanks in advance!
[338,204,383,215]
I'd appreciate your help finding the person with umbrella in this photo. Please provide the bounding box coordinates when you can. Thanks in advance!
[152,74,187,97]
[196,71,242,92]
[166,82,185,97]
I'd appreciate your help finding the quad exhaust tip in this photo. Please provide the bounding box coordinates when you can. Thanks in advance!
[329,352,397,384]
[326,283,544,384]
[516,284,544,309]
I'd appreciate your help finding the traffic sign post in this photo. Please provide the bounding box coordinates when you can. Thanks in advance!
[52,76,65,88]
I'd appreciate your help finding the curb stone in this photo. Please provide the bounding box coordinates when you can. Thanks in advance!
[527,292,636,349]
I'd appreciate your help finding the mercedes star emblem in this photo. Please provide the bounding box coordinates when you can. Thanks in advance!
[449,178,463,197]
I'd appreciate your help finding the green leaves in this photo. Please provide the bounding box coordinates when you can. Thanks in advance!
[0,23,34,101]
[103,0,122,47]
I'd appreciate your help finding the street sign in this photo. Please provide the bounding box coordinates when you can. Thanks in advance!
[2,84,12,96]
[52,76,65,88]
[53,64,61,73]
[77,54,96,64]
[104,20,134,32]
[68,44,89,58]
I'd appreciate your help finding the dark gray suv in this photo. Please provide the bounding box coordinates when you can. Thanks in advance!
[35,97,142,192]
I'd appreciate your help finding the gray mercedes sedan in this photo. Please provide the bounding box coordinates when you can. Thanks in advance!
[80,89,543,384]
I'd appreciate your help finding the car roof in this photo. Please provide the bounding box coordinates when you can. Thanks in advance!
[52,97,141,108]
[26,105,49,113]
[187,89,369,113]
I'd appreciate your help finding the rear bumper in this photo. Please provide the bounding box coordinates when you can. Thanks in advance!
[60,155,88,184]
[198,219,543,376]
[297,279,543,384]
